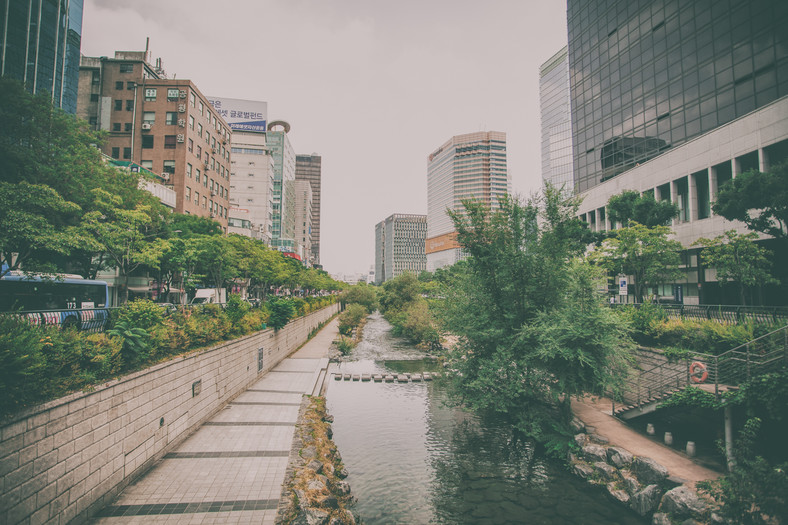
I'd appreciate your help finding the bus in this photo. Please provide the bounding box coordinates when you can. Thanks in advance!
[0,272,110,332]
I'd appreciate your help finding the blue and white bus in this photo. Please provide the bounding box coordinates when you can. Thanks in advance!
[0,272,110,331]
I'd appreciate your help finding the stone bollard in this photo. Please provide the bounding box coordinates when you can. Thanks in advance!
[686,441,696,457]
[664,432,673,446]
[646,423,655,435]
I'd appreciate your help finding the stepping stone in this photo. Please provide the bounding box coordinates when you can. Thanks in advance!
[352,374,360,381]
[397,374,409,383]
[361,374,371,382]
[384,375,395,382]
[343,374,352,381]
[373,374,383,382]
[411,374,422,382]
[423,373,432,381]
[334,374,341,380]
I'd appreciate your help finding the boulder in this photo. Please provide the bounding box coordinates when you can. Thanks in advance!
[307,477,327,492]
[582,444,608,463]
[621,470,640,495]
[632,456,669,485]
[336,467,349,479]
[334,480,352,496]
[573,463,595,480]
[593,462,619,482]
[307,460,324,474]
[329,510,356,525]
[301,445,318,459]
[651,513,672,525]
[314,494,338,509]
[293,507,330,525]
[659,486,707,519]
[570,417,586,433]
[607,447,634,468]
[589,433,609,445]
[574,433,589,447]
[606,483,630,505]
[630,484,662,516]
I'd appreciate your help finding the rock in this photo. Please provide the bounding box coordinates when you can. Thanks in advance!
[589,433,609,445]
[302,445,318,459]
[621,470,640,495]
[326,427,333,439]
[594,462,618,481]
[607,447,634,468]
[293,507,330,525]
[632,456,669,485]
[573,463,595,480]
[307,477,327,492]
[324,414,334,423]
[710,512,725,524]
[652,512,672,525]
[570,417,586,433]
[680,520,701,525]
[630,484,662,516]
[660,486,707,518]
[582,444,608,463]
[329,510,356,525]
[607,483,630,505]
[307,460,324,473]
[334,480,351,496]
[323,463,335,476]
[574,433,589,447]
[567,452,578,463]
[397,374,409,382]
[361,374,371,382]
[294,489,309,510]
[315,494,338,509]
[336,467,349,479]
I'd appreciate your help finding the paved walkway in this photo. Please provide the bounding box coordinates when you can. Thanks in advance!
[93,319,339,524]
[572,395,721,486]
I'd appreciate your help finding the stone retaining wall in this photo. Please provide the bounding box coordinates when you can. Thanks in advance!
[0,304,340,525]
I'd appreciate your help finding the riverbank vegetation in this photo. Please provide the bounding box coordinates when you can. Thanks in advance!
[377,273,441,350]
[0,295,336,419]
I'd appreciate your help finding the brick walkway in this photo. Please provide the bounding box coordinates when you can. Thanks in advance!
[93,319,339,524]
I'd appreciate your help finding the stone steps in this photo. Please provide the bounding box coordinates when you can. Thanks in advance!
[332,372,439,383]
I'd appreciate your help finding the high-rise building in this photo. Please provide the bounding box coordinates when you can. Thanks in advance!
[375,214,427,284]
[294,180,313,265]
[426,131,509,271]
[540,47,574,195]
[295,154,322,267]
[569,0,788,305]
[208,97,273,243]
[266,122,296,253]
[0,0,84,113]
[77,51,232,228]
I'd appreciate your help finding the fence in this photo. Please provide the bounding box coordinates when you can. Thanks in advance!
[611,303,788,326]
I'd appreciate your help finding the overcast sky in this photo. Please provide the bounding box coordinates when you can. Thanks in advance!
[82,0,569,276]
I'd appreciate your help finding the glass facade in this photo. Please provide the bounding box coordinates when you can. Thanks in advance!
[375,214,427,284]
[540,47,574,195]
[295,154,322,266]
[266,130,296,252]
[0,0,83,113]
[568,0,788,192]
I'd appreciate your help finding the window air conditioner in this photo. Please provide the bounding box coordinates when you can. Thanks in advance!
[141,123,151,130]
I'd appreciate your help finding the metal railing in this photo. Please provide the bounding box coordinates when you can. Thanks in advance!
[614,324,788,415]
[611,303,788,326]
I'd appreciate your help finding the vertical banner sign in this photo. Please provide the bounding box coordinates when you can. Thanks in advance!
[619,277,628,296]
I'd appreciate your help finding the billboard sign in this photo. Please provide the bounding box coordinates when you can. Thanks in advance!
[618,277,628,296]
[207,97,267,132]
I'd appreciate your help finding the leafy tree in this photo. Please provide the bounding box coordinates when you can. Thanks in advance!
[440,190,633,452]
[341,284,378,312]
[379,273,422,312]
[713,162,788,242]
[606,189,679,227]
[694,230,777,305]
[268,299,295,330]
[167,213,224,237]
[590,222,682,302]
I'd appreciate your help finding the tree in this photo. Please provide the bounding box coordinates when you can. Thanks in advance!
[694,230,777,305]
[606,189,679,228]
[341,283,378,312]
[590,222,683,302]
[713,162,788,242]
[439,189,633,451]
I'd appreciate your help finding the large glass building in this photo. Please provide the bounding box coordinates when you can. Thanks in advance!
[295,154,322,267]
[266,125,296,253]
[375,214,427,284]
[568,0,788,192]
[540,46,574,195]
[426,131,509,271]
[0,0,84,113]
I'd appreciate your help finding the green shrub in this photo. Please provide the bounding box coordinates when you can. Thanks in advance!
[268,299,296,330]
[106,320,150,368]
[338,304,367,336]
[115,299,165,330]
[0,316,46,416]
[335,336,355,355]
[225,294,251,334]
[399,301,440,348]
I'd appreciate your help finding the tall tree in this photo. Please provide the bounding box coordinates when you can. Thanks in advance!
[713,162,788,242]
[590,222,683,303]
[694,230,777,305]
[607,189,679,228]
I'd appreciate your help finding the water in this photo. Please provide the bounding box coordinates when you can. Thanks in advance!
[326,313,648,524]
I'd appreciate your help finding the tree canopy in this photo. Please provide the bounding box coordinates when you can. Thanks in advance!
[606,189,679,228]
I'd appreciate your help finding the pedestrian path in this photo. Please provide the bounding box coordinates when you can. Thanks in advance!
[93,318,339,524]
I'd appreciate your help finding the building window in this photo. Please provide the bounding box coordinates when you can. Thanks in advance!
[187,163,192,178]
[127,81,135,90]
[166,112,177,125]
[89,116,98,127]
[115,81,123,90]
[199,101,204,116]
[196,168,201,182]
[90,93,99,102]
[197,146,202,158]
[91,71,100,84]
[144,88,157,101]
[112,122,121,132]
[164,135,177,149]
[189,92,196,107]
[189,115,194,129]
[202,196,207,208]
[194,191,199,204]
[163,160,175,173]
[119,63,133,73]
[188,138,194,152]
[111,147,120,159]
[126,100,134,111]
[125,122,132,132]
[186,187,191,199]
[123,147,131,159]
[142,111,155,125]
[142,135,154,149]
[198,123,203,137]
[167,88,179,100]
[141,160,153,169]
[114,99,122,111]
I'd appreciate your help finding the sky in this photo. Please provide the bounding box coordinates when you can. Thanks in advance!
[81,0,569,276]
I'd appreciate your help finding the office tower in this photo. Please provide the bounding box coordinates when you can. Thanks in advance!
[569,0,788,305]
[540,46,574,195]
[77,51,232,227]
[0,0,83,113]
[266,122,296,253]
[426,131,509,271]
[209,97,274,243]
[294,180,313,265]
[375,214,427,284]
[295,154,322,267]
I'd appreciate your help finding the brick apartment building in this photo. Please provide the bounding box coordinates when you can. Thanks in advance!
[77,51,231,227]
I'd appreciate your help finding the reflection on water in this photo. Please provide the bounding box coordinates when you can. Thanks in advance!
[326,313,647,524]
